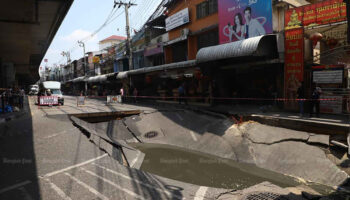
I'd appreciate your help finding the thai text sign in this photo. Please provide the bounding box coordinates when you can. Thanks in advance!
[320,95,342,114]
[284,28,304,109]
[218,0,273,44]
[77,96,85,106]
[165,8,189,31]
[39,96,58,106]
[107,95,122,104]
[285,0,346,29]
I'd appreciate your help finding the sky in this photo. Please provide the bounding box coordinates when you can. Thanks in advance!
[40,0,162,71]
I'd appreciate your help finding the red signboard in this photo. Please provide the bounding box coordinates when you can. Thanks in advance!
[285,0,346,29]
[39,96,59,106]
[284,28,304,109]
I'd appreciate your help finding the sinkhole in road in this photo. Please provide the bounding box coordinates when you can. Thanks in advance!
[130,143,334,194]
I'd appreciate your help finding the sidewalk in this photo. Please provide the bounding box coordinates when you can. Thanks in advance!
[0,97,29,124]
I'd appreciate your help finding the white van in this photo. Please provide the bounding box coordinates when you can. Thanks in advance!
[40,81,64,105]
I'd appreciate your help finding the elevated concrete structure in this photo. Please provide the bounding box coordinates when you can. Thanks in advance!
[0,0,73,87]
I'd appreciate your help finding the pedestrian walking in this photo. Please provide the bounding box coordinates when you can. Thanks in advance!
[133,88,138,103]
[297,82,305,117]
[178,84,187,105]
[19,88,25,109]
[309,83,322,117]
[120,87,124,104]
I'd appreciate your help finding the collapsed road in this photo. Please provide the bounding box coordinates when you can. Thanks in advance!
[71,106,349,199]
[2,96,350,200]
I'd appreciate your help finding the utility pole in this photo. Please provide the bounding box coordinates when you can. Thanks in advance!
[114,1,137,71]
[78,40,87,95]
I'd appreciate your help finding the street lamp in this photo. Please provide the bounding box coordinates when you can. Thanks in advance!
[78,40,87,95]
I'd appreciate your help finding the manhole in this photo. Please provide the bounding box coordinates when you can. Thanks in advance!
[144,131,158,138]
[243,192,288,200]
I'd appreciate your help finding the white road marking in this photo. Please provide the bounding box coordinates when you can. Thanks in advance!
[190,131,198,142]
[44,178,72,200]
[18,187,34,200]
[42,154,108,178]
[91,163,183,200]
[44,128,77,139]
[194,186,208,200]
[0,180,32,194]
[80,168,145,200]
[64,173,109,200]
[176,113,184,121]
[130,151,140,167]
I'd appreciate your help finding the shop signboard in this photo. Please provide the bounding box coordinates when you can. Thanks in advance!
[285,0,346,29]
[218,0,273,44]
[165,8,189,31]
[144,44,163,57]
[284,28,304,109]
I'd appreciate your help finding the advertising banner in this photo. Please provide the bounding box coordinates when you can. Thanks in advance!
[285,0,346,29]
[218,0,273,44]
[39,96,59,106]
[284,28,304,109]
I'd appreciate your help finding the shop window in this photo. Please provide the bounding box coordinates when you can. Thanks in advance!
[196,0,217,19]
[197,30,219,50]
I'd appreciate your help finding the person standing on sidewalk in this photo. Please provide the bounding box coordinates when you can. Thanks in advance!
[309,83,322,117]
[19,88,25,109]
[178,84,187,105]
[120,87,124,104]
[297,82,305,117]
[133,87,138,103]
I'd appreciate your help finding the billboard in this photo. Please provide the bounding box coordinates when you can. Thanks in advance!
[218,0,273,44]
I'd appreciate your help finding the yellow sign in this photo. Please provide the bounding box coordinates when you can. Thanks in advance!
[92,56,100,64]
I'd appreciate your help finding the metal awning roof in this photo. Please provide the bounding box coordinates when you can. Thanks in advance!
[72,76,86,83]
[128,60,196,76]
[116,72,128,79]
[87,73,116,83]
[196,35,278,63]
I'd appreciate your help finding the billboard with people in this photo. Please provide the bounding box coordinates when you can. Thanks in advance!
[218,0,273,44]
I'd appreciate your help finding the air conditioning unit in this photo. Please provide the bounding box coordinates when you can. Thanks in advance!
[181,28,189,37]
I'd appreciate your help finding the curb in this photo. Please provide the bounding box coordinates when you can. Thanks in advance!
[0,112,25,124]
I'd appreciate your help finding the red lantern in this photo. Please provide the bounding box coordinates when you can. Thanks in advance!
[310,33,323,48]
[145,76,152,84]
[194,69,201,79]
[327,38,338,49]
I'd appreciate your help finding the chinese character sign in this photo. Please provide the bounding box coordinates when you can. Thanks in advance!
[285,0,346,29]
[218,0,273,44]
[284,28,304,110]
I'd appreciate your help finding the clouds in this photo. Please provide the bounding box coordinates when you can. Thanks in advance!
[61,29,99,43]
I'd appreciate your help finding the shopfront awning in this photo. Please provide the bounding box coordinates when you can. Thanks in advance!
[128,60,196,76]
[196,35,278,63]
[72,76,86,83]
[116,71,128,79]
[86,73,117,83]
